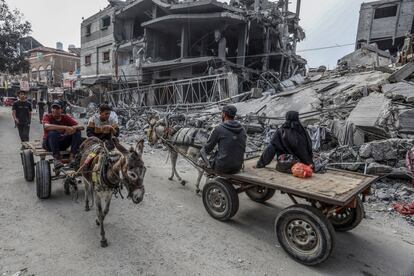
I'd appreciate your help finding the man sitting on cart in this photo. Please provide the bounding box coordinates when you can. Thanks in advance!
[42,100,82,169]
[256,111,313,169]
[86,104,119,149]
[200,105,247,174]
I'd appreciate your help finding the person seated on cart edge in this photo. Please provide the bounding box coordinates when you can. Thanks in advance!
[42,100,82,169]
[256,111,313,169]
[200,105,247,174]
[86,104,119,149]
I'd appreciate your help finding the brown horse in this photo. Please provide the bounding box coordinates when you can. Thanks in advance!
[79,137,146,247]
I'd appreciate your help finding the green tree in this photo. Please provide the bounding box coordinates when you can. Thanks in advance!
[0,0,32,74]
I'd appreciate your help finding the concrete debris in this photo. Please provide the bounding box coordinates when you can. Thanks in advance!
[366,163,393,175]
[382,82,414,102]
[359,139,413,163]
[337,44,393,69]
[347,92,392,133]
[388,62,414,83]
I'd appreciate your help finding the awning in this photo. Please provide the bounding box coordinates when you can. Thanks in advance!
[81,76,112,86]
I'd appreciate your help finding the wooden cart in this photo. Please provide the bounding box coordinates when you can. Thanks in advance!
[200,158,378,266]
[21,140,78,199]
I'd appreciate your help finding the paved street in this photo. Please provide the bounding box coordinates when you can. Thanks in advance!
[0,106,413,276]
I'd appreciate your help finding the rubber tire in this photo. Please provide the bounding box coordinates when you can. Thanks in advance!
[202,178,239,221]
[330,197,364,232]
[245,186,276,203]
[275,204,335,266]
[36,160,52,199]
[21,150,35,182]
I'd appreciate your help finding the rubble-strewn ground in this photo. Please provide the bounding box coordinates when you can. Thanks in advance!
[1,107,414,275]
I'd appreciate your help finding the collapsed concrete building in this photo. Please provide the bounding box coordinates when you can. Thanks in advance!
[80,0,306,106]
[356,0,414,55]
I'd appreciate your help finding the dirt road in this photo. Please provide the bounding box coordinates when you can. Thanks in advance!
[0,106,413,276]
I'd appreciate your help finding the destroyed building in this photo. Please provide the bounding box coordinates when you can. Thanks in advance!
[80,0,306,106]
[356,0,414,55]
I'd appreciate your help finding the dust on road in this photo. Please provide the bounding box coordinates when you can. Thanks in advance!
[0,107,413,276]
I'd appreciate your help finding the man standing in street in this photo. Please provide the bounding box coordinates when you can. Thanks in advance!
[12,91,32,148]
[37,97,46,123]
[201,105,246,174]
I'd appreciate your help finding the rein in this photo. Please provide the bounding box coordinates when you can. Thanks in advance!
[98,151,127,199]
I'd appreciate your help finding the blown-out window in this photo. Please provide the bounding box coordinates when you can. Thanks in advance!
[101,16,111,29]
[374,5,398,19]
[103,51,110,63]
[85,55,91,66]
[86,24,92,36]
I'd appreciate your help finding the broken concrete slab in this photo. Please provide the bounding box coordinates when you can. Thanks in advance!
[347,92,391,136]
[388,62,414,83]
[313,81,340,93]
[243,123,264,134]
[359,139,414,161]
[398,109,414,134]
[382,82,414,102]
[366,162,393,175]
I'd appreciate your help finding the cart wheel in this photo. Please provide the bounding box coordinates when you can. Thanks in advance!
[245,186,275,203]
[21,149,35,182]
[275,204,335,266]
[202,178,239,221]
[330,197,364,232]
[36,160,52,199]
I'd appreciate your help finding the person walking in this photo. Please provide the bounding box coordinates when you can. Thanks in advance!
[32,98,37,111]
[38,97,46,123]
[12,91,32,149]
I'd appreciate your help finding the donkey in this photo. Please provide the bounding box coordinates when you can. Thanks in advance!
[150,117,209,194]
[79,137,146,247]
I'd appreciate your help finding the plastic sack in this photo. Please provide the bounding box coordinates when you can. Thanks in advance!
[291,163,313,178]
[276,154,299,173]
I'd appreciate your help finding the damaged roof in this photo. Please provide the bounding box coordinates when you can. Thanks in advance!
[141,12,246,31]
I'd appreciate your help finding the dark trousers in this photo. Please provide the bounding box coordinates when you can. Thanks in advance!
[17,124,30,142]
[43,130,82,158]
[39,109,44,123]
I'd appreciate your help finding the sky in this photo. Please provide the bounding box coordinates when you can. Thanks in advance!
[7,0,375,68]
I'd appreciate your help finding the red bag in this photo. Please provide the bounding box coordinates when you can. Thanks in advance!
[291,163,313,178]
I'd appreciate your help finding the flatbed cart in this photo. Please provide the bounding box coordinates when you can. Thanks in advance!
[20,128,84,199]
[198,158,378,265]
[157,137,379,265]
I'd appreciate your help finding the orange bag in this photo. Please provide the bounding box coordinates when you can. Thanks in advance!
[291,163,313,178]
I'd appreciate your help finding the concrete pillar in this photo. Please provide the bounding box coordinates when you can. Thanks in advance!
[237,23,248,66]
[262,27,271,71]
[152,5,157,19]
[180,25,188,58]
[293,0,302,52]
[147,85,156,106]
[218,37,227,60]
[200,36,207,56]
[227,73,238,97]
[177,85,184,103]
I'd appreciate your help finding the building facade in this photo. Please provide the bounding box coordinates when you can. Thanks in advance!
[356,0,414,54]
[28,46,80,87]
[81,0,306,106]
